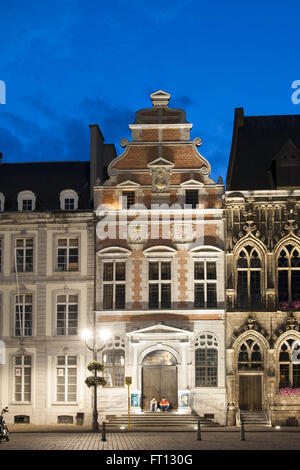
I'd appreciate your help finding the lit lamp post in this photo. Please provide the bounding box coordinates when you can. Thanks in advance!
[82,328,111,432]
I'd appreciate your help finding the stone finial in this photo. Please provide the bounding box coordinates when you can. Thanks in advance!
[150,90,171,108]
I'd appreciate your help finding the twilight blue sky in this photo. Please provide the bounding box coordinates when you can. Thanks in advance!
[0,0,300,182]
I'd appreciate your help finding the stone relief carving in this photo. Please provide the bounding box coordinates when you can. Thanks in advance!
[152,167,170,193]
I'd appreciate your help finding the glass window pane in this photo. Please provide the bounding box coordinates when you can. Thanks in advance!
[194,262,204,280]
[103,263,113,281]
[194,284,204,308]
[207,284,217,308]
[161,262,171,280]
[115,262,125,281]
[115,285,125,309]
[149,284,159,309]
[103,285,113,309]
[207,262,217,280]
[149,262,159,280]
[278,271,289,303]
[161,284,171,309]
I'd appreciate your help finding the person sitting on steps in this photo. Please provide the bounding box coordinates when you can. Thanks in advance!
[149,397,158,412]
[159,397,169,412]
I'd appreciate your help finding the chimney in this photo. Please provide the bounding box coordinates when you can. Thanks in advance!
[235,108,244,127]
[89,125,104,199]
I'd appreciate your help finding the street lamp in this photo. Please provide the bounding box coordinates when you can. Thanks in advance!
[81,328,111,432]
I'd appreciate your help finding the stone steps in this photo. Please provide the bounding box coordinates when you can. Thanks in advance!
[240,411,271,427]
[104,411,220,431]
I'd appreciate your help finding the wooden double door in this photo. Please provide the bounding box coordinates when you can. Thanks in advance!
[239,375,262,410]
[142,365,178,410]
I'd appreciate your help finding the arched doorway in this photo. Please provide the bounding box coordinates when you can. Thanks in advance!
[142,350,178,410]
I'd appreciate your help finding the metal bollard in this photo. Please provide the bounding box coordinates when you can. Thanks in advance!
[197,420,202,441]
[240,418,245,441]
[101,421,107,442]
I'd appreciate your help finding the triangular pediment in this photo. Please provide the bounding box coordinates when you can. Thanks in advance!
[147,157,174,168]
[274,139,300,162]
[117,180,141,188]
[180,179,204,187]
[128,324,193,336]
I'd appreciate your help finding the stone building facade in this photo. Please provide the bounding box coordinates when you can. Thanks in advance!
[225,108,300,426]
[0,134,116,425]
[94,91,227,424]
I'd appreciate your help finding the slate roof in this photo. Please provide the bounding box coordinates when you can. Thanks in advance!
[226,109,300,190]
[0,161,91,211]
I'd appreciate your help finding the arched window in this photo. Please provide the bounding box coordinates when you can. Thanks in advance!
[238,339,264,370]
[279,338,300,388]
[236,246,262,308]
[194,333,218,387]
[60,190,78,211]
[102,335,125,387]
[17,191,36,212]
[277,245,300,305]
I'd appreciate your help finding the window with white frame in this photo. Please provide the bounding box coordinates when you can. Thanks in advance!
[17,191,36,212]
[60,190,78,211]
[56,294,78,335]
[15,238,33,272]
[102,335,125,387]
[56,355,77,402]
[148,260,171,309]
[15,294,32,336]
[194,334,218,387]
[57,238,79,271]
[194,260,217,308]
[103,261,126,309]
[14,355,31,402]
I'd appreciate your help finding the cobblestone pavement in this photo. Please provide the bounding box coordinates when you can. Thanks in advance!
[1,431,300,450]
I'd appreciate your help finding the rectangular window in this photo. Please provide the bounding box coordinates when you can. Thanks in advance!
[250,271,261,308]
[22,199,33,211]
[148,261,171,309]
[278,271,289,303]
[122,191,135,209]
[56,356,77,402]
[185,190,198,209]
[15,238,33,272]
[195,348,217,387]
[57,238,79,272]
[15,294,32,336]
[292,271,300,302]
[194,261,217,309]
[103,350,125,387]
[14,355,31,402]
[293,364,300,388]
[103,261,126,309]
[0,239,2,272]
[64,198,75,210]
[56,294,78,336]
[279,363,289,388]
[237,271,248,308]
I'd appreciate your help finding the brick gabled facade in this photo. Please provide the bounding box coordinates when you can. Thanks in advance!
[94,91,227,423]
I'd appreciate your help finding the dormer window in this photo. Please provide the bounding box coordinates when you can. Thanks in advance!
[60,190,78,211]
[18,191,36,212]
[0,193,5,212]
